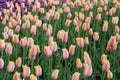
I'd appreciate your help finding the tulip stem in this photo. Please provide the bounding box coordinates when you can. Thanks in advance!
[31,60,34,73]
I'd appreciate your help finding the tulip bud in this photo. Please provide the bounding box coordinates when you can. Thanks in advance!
[29,45,37,60]
[34,65,42,77]
[76,58,82,69]
[61,32,68,43]
[93,32,99,41]
[65,19,72,28]
[7,61,15,73]
[31,25,36,35]
[102,20,108,32]
[30,74,37,80]
[15,57,22,68]
[62,48,69,60]
[13,72,21,80]
[19,37,27,48]
[44,46,52,57]
[69,45,76,55]
[84,63,92,78]
[112,16,119,25]
[0,39,5,50]
[49,41,57,53]
[51,69,59,80]
[12,34,19,44]
[2,32,9,40]
[89,28,93,36]
[102,60,110,72]
[5,43,13,56]
[27,38,34,48]
[107,70,113,80]
[76,38,84,48]
[22,65,30,78]
[72,72,80,80]
[84,37,89,45]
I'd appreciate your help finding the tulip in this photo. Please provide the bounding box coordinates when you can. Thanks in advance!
[76,58,82,69]
[112,16,119,25]
[102,60,110,72]
[54,12,60,21]
[61,32,68,43]
[13,72,21,80]
[34,65,42,77]
[49,41,57,53]
[107,70,113,80]
[62,48,69,60]
[102,20,108,32]
[83,63,92,78]
[30,74,37,80]
[15,57,22,68]
[84,37,89,45]
[12,34,19,44]
[0,39,5,50]
[31,25,36,35]
[5,43,13,56]
[27,38,34,48]
[29,45,37,60]
[36,45,41,54]
[69,45,76,55]
[44,46,52,57]
[65,19,72,28]
[19,37,27,48]
[89,28,93,36]
[93,32,99,41]
[51,69,59,80]
[72,72,80,80]
[0,58,4,70]
[76,38,84,48]
[22,65,31,78]
[7,61,15,73]
[2,32,9,40]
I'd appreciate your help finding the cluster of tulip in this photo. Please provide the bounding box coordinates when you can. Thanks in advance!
[0,0,120,80]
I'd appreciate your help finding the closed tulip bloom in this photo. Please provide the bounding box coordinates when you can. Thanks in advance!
[29,45,37,60]
[46,29,52,37]
[62,48,69,60]
[84,63,92,78]
[22,65,31,78]
[0,39,5,50]
[64,7,70,14]
[15,25,20,33]
[72,72,80,80]
[12,34,19,44]
[57,30,65,40]
[79,12,84,21]
[0,58,4,70]
[51,69,59,80]
[31,25,36,35]
[4,26,9,33]
[54,12,60,21]
[5,43,13,56]
[112,17,119,25]
[75,26,79,33]
[107,70,113,80]
[65,19,72,27]
[44,46,52,57]
[13,72,21,80]
[114,26,119,33]
[67,12,72,19]
[45,12,50,21]
[42,23,47,31]
[102,20,108,32]
[34,65,42,77]
[84,37,89,45]
[15,57,22,68]
[7,61,15,73]
[101,54,107,64]
[35,20,42,28]
[76,38,84,48]
[61,32,68,43]
[2,32,9,40]
[84,51,91,65]
[27,38,34,48]
[30,74,37,80]
[36,45,41,54]
[50,41,57,53]
[89,28,93,36]
[93,32,99,41]
[69,45,76,55]
[48,36,54,44]
[20,37,27,48]
[76,58,82,69]
[102,60,110,72]
[96,13,102,21]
